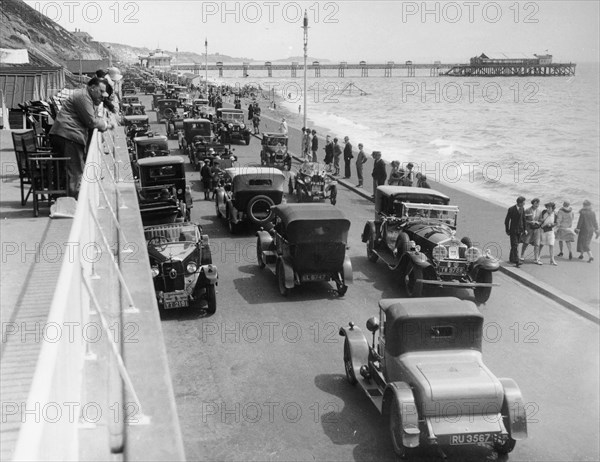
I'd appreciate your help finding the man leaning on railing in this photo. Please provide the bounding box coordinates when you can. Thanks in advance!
[49,77,116,199]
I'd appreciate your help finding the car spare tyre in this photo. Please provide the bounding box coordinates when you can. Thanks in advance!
[246,195,275,226]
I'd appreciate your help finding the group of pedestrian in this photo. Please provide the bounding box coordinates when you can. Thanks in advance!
[388,161,418,187]
[505,196,599,267]
[248,102,261,134]
[301,128,318,162]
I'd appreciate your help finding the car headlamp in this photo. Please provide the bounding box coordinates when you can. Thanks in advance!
[151,266,160,277]
[240,123,245,129]
[228,123,233,129]
[432,245,448,261]
[186,262,198,274]
[177,188,183,194]
[465,247,482,263]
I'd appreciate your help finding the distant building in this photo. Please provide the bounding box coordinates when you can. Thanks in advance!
[65,59,110,77]
[73,28,92,43]
[139,49,172,70]
[470,52,547,65]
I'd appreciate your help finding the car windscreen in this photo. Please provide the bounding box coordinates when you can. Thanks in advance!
[148,165,183,179]
[222,112,244,122]
[266,138,286,146]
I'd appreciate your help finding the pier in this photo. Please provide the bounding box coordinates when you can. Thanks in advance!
[170,61,462,78]
[443,62,576,77]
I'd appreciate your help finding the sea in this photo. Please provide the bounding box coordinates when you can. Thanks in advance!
[204,63,599,209]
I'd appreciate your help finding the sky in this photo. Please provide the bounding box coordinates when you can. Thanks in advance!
[24,1,600,63]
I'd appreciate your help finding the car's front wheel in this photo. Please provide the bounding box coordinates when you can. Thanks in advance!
[474,270,493,304]
[403,260,424,297]
[367,233,379,262]
[343,338,357,385]
[205,285,216,314]
[256,237,265,269]
[277,260,289,296]
[389,399,409,458]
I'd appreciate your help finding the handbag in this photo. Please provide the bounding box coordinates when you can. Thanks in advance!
[542,225,553,232]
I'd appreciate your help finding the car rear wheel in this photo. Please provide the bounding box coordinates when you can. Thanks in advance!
[205,285,216,314]
[277,260,289,296]
[367,233,379,262]
[343,339,357,385]
[256,237,265,269]
[247,195,275,226]
[403,260,424,298]
[474,270,493,304]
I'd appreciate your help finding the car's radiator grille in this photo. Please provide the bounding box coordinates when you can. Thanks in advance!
[157,261,185,292]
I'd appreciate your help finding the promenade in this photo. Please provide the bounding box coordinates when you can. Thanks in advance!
[251,101,599,322]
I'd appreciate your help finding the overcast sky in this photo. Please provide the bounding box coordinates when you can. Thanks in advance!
[25,1,599,63]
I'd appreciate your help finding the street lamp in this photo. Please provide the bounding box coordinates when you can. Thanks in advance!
[205,38,208,97]
[302,10,308,130]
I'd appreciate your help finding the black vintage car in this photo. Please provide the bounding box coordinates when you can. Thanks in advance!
[362,186,499,303]
[215,108,251,145]
[180,118,213,154]
[131,133,169,165]
[256,204,352,296]
[192,98,212,119]
[121,95,140,106]
[124,103,146,116]
[215,167,286,233]
[155,99,181,123]
[137,156,192,225]
[190,142,233,171]
[151,93,166,111]
[260,133,290,170]
[123,115,150,144]
[145,222,217,313]
[165,117,186,140]
[289,161,338,205]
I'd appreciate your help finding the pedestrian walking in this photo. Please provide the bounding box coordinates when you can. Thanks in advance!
[323,135,333,167]
[371,151,387,197]
[252,113,261,134]
[402,162,415,186]
[343,136,353,179]
[521,198,543,264]
[49,77,114,198]
[539,202,558,265]
[200,161,212,200]
[575,199,599,262]
[333,138,342,176]
[248,103,254,122]
[279,117,288,135]
[311,130,318,162]
[355,143,367,187]
[505,196,527,267]
[555,200,576,259]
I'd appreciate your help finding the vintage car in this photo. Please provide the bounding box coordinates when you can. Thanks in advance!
[190,142,233,171]
[256,204,352,296]
[121,95,140,106]
[123,103,146,116]
[137,156,192,225]
[192,98,212,119]
[215,108,251,145]
[145,222,217,313]
[362,186,499,303]
[215,167,285,233]
[260,133,291,170]
[289,161,338,205]
[339,297,527,457]
[122,86,136,96]
[143,82,156,94]
[131,133,169,163]
[155,99,181,123]
[123,115,150,142]
[151,93,166,111]
[180,118,213,154]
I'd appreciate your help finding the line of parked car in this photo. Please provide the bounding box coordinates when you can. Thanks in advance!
[126,73,525,459]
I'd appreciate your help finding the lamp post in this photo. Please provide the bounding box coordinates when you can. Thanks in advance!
[302,10,308,158]
[205,38,208,97]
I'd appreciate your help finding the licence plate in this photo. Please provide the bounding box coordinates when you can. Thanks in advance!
[449,433,501,445]
[302,273,330,282]
[164,292,189,309]
[439,265,464,275]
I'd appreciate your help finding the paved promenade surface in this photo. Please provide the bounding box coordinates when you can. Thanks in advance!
[250,100,599,322]
[0,130,72,459]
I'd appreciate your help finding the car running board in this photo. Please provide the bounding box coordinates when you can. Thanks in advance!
[417,280,499,288]
[373,249,401,270]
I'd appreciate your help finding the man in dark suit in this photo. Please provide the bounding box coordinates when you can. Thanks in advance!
[371,151,387,198]
[343,136,353,178]
[505,196,527,267]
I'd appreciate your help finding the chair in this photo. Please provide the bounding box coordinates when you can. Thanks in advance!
[11,130,69,216]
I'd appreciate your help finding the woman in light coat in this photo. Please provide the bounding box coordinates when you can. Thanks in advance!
[555,200,575,260]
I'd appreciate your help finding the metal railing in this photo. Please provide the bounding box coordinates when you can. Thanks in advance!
[13,127,184,461]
